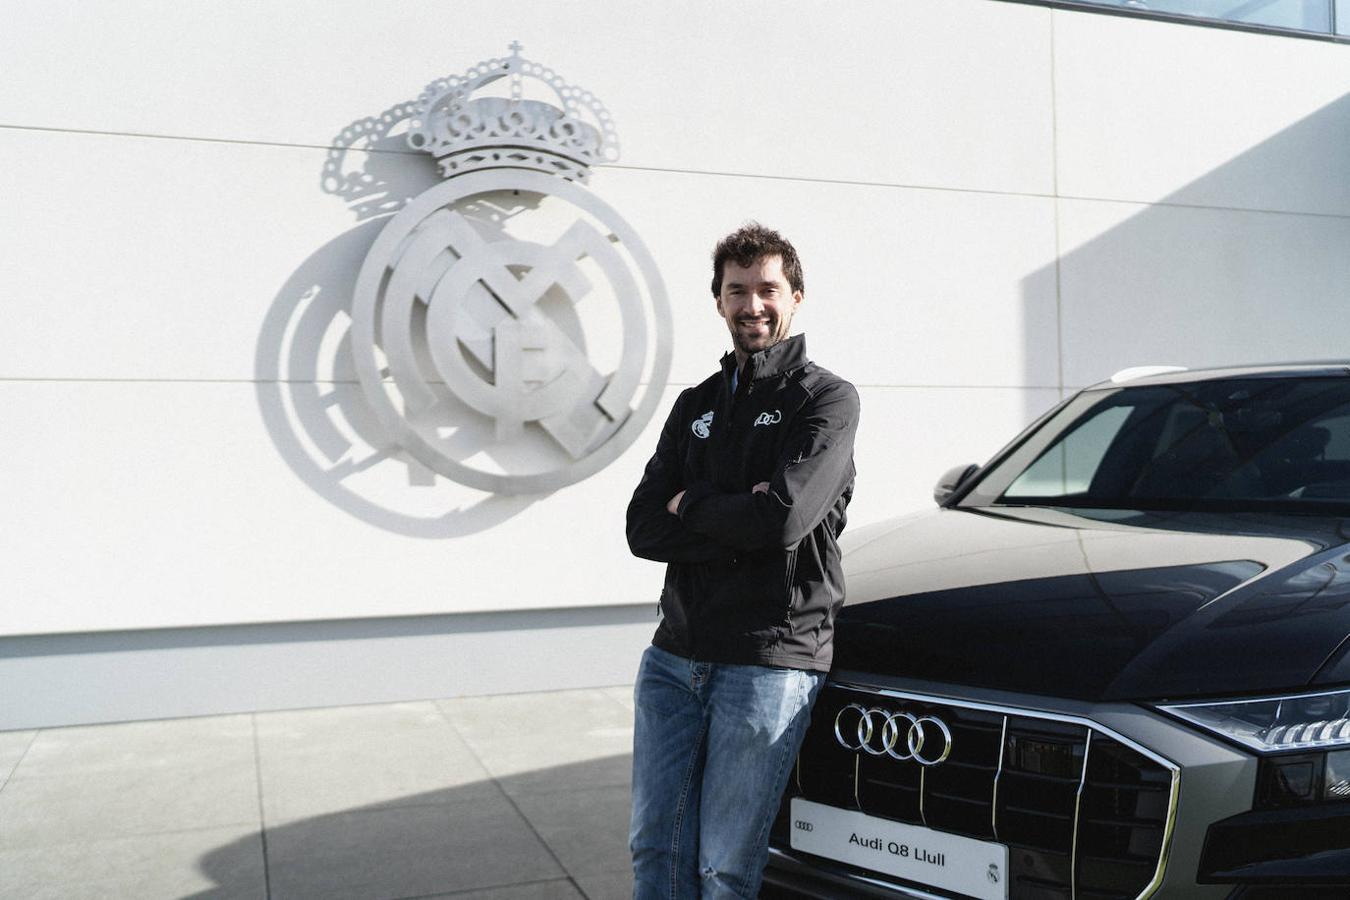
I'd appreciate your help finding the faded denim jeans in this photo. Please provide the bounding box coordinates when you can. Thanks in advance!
[629,645,824,899]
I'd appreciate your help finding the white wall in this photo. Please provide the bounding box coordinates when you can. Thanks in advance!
[1050,11,1350,386]
[2,0,1347,725]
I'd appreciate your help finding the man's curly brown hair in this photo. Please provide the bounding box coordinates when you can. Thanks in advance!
[710,223,805,298]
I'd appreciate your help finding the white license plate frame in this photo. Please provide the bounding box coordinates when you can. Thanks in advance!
[789,798,1010,900]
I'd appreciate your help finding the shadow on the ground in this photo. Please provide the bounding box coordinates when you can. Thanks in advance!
[188,753,634,900]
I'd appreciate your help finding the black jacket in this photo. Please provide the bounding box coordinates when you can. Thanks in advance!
[626,334,858,671]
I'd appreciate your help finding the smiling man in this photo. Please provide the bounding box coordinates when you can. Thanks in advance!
[626,223,860,898]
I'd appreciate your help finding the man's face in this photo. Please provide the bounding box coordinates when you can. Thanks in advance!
[715,254,803,364]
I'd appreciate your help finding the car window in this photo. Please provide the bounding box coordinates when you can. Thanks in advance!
[962,377,1350,513]
[1004,405,1132,498]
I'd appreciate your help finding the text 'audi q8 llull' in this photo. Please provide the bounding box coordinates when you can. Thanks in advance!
[763,364,1350,900]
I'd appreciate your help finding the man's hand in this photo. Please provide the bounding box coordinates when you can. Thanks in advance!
[672,483,766,513]
[674,380,859,552]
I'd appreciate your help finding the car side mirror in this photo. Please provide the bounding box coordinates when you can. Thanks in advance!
[934,463,980,506]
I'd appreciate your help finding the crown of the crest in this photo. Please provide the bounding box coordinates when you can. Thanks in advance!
[407,43,619,183]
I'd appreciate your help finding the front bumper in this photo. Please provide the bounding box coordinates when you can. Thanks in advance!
[765,672,1264,899]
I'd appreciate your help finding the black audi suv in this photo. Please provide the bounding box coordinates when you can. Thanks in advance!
[763,363,1350,900]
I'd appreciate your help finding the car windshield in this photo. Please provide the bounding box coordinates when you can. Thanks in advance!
[960,376,1350,514]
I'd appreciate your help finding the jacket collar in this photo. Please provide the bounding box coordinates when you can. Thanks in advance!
[720,333,809,386]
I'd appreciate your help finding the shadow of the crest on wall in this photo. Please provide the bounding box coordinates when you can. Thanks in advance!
[253,218,545,539]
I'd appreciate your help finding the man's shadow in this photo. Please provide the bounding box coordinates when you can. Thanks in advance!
[187,753,635,898]
[253,100,551,538]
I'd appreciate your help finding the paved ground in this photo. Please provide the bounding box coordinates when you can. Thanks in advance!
[0,688,638,900]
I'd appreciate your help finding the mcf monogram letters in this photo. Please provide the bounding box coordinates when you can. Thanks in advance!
[348,44,672,495]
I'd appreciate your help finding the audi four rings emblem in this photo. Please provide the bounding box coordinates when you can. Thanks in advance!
[833,703,954,766]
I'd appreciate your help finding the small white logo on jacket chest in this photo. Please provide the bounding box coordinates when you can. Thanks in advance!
[691,411,714,439]
[754,410,782,427]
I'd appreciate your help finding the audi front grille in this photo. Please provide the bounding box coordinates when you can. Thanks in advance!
[771,683,1180,899]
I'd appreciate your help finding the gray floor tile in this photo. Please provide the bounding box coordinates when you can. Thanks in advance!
[573,871,633,900]
[0,755,260,847]
[14,714,254,778]
[597,686,635,714]
[0,729,37,785]
[254,702,452,747]
[415,878,584,899]
[513,785,631,878]
[256,702,495,824]
[438,691,633,796]
[266,794,564,900]
[0,695,648,899]
[0,824,265,900]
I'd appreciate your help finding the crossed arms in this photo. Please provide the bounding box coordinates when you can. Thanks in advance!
[625,381,859,562]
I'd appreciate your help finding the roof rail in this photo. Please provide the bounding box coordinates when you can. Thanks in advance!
[1110,365,1188,384]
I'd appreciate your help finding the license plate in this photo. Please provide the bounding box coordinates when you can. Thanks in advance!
[789,798,1009,900]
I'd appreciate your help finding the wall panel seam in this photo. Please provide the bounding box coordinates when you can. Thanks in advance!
[0,121,1056,200]
[0,377,1060,390]
[4,123,1347,221]
[1055,193,1350,222]
[5,122,1345,221]
[1051,10,1065,399]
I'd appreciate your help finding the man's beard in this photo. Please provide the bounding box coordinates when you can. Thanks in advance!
[732,316,787,357]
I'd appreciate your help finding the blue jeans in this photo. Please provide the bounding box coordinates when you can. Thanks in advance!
[629,645,824,899]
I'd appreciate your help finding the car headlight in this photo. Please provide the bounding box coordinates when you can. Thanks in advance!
[1158,688,1350,754]
[1157,687,1350,808]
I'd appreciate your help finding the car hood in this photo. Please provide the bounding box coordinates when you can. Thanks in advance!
[834,506,1350,701]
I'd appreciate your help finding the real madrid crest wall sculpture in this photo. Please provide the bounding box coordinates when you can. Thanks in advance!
[326,44,671,496]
